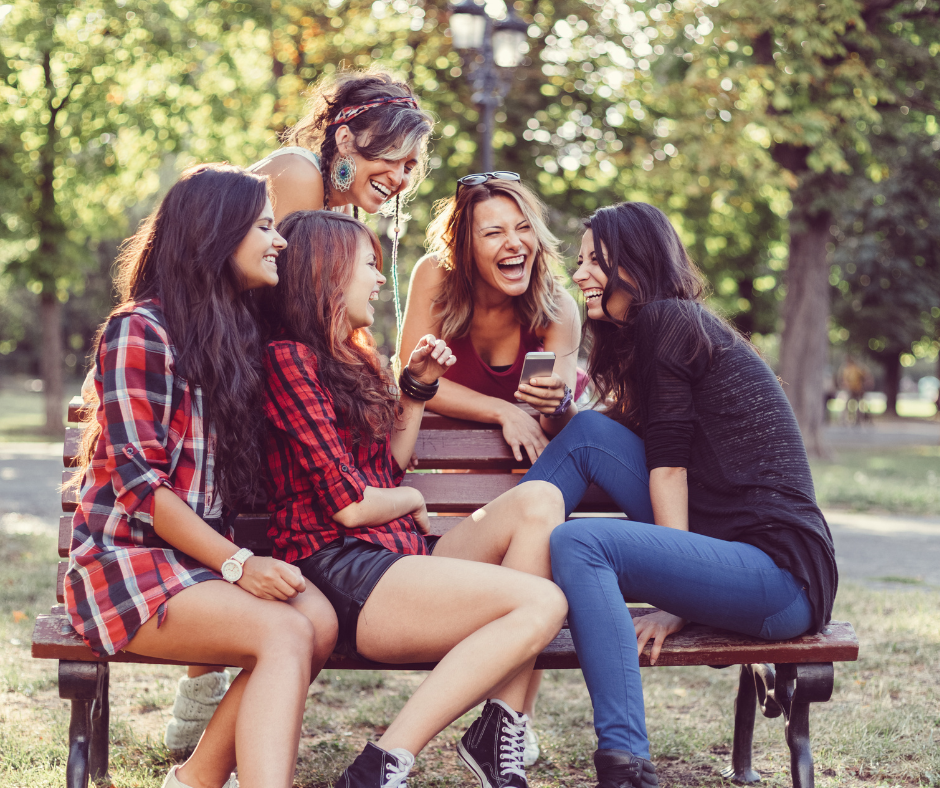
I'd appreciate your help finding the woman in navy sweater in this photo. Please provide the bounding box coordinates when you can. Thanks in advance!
[523,202,838,788]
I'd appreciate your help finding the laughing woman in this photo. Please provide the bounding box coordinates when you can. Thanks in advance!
[66,165,338,788]
[260,210,568,788]
[523,202,838,788]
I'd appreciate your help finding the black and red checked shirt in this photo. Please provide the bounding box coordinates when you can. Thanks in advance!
[262,339,429,563]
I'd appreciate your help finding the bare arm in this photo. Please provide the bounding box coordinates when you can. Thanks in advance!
[254,153,325,222]
[332,485,426,530]
[152,487,305,599]
[399,256,550,463]
[649,466,689,531]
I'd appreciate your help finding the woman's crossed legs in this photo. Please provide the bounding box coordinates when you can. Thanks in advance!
[127,581,337,788]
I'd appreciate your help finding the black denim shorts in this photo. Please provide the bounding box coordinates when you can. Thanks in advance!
[295,534,439,659]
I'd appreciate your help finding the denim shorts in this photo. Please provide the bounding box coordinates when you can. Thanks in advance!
[295,534,439,658]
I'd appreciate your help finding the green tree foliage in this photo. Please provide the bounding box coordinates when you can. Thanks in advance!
[831,121,940,412]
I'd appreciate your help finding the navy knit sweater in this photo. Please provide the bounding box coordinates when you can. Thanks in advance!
[633,299,838,632]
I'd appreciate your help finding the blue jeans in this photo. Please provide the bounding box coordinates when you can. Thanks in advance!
[523,411,813,758]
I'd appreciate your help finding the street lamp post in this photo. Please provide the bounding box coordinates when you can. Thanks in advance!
[449,1,529,172]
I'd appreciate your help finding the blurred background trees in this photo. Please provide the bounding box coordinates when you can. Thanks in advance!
[1,0,937,450]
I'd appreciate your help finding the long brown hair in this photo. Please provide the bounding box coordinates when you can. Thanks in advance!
[282,68,434,211]
[75,164,271,507]
[425,179,564,341]
[260,211,397,440]
[584,202,742,430]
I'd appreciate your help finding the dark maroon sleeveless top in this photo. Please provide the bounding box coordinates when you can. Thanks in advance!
[443,328,587,402]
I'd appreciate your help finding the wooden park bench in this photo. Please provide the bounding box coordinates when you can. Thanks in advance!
[32,397,858,788]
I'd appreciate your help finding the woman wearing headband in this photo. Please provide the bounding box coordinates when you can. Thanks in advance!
[166,69,433,754]
[249,68,433,223]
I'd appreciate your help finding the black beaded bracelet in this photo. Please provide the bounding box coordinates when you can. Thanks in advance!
[398,366,439,402]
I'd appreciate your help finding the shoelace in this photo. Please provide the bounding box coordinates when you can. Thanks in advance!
[498,715,528,779]
[383,749,413,788]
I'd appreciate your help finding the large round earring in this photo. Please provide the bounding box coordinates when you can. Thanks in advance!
[331,154,356,192]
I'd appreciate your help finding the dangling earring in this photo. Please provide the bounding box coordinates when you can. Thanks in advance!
[331,154,356,192]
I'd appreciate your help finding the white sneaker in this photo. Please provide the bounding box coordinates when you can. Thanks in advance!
[523,719,540,767]
[161,765,237,788]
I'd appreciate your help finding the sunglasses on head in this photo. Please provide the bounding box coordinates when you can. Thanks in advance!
[455,171,521,195]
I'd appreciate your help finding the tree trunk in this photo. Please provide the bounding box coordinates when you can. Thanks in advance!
[40,292,64,435]
[777,190,832,458]
[882,351,901,416]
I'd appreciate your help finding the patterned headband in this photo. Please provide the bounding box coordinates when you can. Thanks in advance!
[328,96,419,127]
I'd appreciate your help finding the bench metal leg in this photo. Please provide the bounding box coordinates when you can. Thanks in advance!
[773,663,834,788]
[59,661,110,788]
[721,664,762,783]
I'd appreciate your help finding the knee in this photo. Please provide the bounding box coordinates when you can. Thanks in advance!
[516,480,565,527]
[518,577,568,638]
[565,409,609,440]
[257,607,317,665]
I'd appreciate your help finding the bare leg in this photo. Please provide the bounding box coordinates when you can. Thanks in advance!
[434,480,566,578]
[127,581,335,788]
[523,670,542,719]
[353,555,567,756]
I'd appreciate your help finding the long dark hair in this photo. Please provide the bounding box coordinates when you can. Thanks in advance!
[282,68,434,211]
[260,210,398,440]
[585,202,733,429]
[77,163,271,507]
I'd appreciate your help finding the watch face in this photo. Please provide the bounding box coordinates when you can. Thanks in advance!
[221,560,242,583]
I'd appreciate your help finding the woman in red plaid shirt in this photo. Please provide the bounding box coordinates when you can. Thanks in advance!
[260,210,568,788]
[66,165,339,788]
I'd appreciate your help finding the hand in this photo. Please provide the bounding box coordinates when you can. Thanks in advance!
[406,452,419,471]
[515,373,569,416]
[634,610,686,666]
[409,500,431,535]
[236,556,306,601]
[498,401,549,463]
[405,334,456,385]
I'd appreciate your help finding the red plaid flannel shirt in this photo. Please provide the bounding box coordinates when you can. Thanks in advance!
[262,340,428,562]
[65,301,226,656]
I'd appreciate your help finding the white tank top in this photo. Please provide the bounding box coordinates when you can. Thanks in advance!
[248,146,321,173]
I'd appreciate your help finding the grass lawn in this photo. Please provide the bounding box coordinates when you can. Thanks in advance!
[1,527,938,787]
[810,445,940,516]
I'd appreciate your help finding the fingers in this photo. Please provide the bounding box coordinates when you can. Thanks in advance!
[650,630,667,666]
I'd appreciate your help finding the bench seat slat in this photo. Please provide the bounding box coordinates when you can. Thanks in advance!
[31,611,858,670]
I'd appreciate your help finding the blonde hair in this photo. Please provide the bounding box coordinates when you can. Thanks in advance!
[426,179,564,341]
[283,67,435,210]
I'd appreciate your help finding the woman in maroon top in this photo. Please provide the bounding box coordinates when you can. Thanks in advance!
[401,175,584,465]
[67,165,339,788]
[260,210,567,788]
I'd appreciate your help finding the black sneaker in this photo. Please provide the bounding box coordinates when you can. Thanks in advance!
[594,748,658,788]
[334,742,415,788]
[457,699,529,788]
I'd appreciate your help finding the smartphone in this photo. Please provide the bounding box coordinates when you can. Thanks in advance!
[519,351,556,388]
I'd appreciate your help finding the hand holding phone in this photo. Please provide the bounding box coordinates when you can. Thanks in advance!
[518,351,556,389]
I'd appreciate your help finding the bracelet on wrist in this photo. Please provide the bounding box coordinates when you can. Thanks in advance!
[398,366,439,402]
[545,384,573,419]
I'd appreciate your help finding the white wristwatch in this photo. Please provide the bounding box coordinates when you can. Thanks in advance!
[221,548,254,583]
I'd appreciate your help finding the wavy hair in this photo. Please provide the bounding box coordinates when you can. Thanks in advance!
[425,179,564,341]
[582,201,744,430]
[75,164,271,508]
[259,210,398,440]
[282,68,434,211]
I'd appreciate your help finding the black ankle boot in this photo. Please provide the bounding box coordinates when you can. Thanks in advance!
[594,749,659,788]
